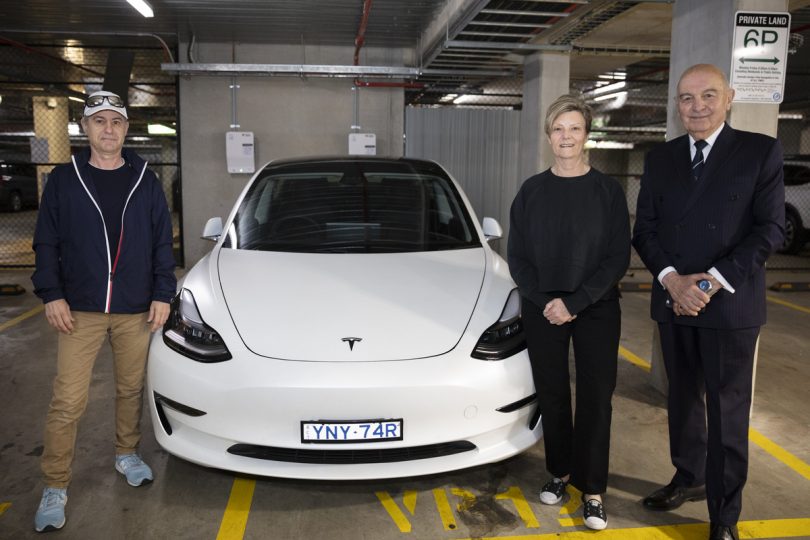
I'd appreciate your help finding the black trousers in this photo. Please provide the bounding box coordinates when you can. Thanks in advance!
[523,297,620,494]
[658,323,759,527]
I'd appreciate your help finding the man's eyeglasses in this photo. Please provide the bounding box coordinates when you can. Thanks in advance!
[85,94,124,108]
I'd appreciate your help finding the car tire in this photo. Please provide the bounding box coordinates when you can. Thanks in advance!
[8,191,22,212]
[780,207,805,254]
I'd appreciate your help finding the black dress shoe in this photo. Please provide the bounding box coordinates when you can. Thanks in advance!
[643,482,706,510]
[709,523,737,540]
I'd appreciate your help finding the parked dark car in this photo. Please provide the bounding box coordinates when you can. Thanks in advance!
[780,162,810,254]
[0,162,39,212]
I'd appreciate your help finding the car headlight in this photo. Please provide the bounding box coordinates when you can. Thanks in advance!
[163,289,232,362]
[471,288,526,360]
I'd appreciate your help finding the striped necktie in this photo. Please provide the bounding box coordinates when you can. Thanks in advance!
[691,139,708,181]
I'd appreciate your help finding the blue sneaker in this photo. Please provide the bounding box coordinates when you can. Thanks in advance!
[115,454,153,487]
[34,487,67,532]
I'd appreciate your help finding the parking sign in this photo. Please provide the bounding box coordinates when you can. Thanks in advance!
[730,11,791,103]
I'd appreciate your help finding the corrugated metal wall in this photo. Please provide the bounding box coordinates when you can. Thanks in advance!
[404,107,521,257]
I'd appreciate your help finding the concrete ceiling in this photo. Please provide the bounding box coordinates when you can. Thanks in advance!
[0,0,808,124]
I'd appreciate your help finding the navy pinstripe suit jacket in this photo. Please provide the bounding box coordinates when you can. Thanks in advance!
[632,123,785,329]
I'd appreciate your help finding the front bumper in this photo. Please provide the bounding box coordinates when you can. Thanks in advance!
[146,337,540,480]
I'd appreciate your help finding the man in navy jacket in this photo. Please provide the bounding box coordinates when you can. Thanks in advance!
[31,90,176,533]
[633,65,784,540]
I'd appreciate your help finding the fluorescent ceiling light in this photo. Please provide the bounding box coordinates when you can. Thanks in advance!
[126,0,154,18]
[593,81,626,95]
[585,140,635,150]
[597,72,626,80]
[148,123,176,135]
[68,96,85,103]
[778,113,803,120]
[594,91,627,102]
[453,94,477,104]
[68,122,80,136]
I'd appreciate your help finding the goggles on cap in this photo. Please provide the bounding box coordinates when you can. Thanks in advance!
[85,94,125,108]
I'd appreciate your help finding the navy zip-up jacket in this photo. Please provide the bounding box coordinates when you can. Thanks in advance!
[32,148,176,314]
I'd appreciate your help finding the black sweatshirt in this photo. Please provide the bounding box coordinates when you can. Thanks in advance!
[507,167,631,315]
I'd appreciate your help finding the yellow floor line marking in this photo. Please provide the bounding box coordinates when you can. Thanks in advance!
[749,428,810,482]
[432,488,457,531]
[0,305,44,333]
[618,345,651,372]
[559,484,582,516]
[495,486,539,529]
[216,477,256,540]
[455,517,810,539]
[767,295,810,315]
[375,491,412,533]
[619,345,810,484]
[0,502,10,517]
[402,489,417,515]
[556,517,584,527]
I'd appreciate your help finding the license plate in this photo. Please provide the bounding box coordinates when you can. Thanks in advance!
[301,419,403,444]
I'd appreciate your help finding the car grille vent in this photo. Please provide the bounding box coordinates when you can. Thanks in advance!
[227,441,477,464]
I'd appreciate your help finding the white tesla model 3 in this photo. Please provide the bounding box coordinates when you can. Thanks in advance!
[147,156,541,480]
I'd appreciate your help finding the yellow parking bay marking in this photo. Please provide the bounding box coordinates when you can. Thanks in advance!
[619,345,810,484]
[749,428,810,482]
[376,491,413,533]
[455,518,810,539]
[496,487,539,529]
[0,305,44,333]
[216,477,256,540]
[767,295,810,315]
[618,345,651,372]
[433,488,457,530]
[557,484,582,527]
[0,502,11,517]
[379,487,541,532]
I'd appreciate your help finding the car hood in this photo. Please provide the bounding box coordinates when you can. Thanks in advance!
[217,248,486,361]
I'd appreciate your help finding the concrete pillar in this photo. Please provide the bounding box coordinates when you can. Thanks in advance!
[652,0,788,400]
[32,96,71,197]
[519,52,570,181]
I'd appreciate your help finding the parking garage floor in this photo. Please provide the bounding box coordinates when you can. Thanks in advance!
[1,267,809,540]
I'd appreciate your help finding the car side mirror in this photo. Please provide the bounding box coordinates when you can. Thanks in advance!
[202,217,223,241]
[482,217,502,241]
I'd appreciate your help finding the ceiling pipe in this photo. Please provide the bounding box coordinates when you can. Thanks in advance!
[0,35,170,96]
[351,0,424,90]
[353,0,373,67]
[0,29,174,62]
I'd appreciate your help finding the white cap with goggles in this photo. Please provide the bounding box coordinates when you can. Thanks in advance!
[83,90,128,119]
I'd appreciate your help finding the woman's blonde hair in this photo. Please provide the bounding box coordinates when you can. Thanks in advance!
[544,94,592,137]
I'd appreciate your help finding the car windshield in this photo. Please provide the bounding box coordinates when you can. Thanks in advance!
[227,160,481,253]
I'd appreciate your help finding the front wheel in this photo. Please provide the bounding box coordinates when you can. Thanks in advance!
[779,208,805,254]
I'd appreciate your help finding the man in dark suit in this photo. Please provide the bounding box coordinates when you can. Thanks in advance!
[632,64,784,540]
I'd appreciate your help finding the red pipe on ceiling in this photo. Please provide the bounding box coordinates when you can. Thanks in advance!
[351,0,424,89]
[353,0,373,67]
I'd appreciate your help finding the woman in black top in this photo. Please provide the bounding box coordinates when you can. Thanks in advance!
[508,94,630,531]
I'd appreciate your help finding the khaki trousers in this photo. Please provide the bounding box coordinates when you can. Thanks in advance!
[41,311,151,488]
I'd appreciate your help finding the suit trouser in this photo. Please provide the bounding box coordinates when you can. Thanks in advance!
[523,297,620,495]
[41,311,151,488]
[658,323,759,527]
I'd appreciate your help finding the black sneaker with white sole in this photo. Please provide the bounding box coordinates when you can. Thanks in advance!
[539,478,567,505]
[583,497,607,530]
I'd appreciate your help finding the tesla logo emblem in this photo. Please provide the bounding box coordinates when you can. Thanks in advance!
[342,337,362,350]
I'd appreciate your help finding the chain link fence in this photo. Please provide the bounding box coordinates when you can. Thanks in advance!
[0,39,181,268]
